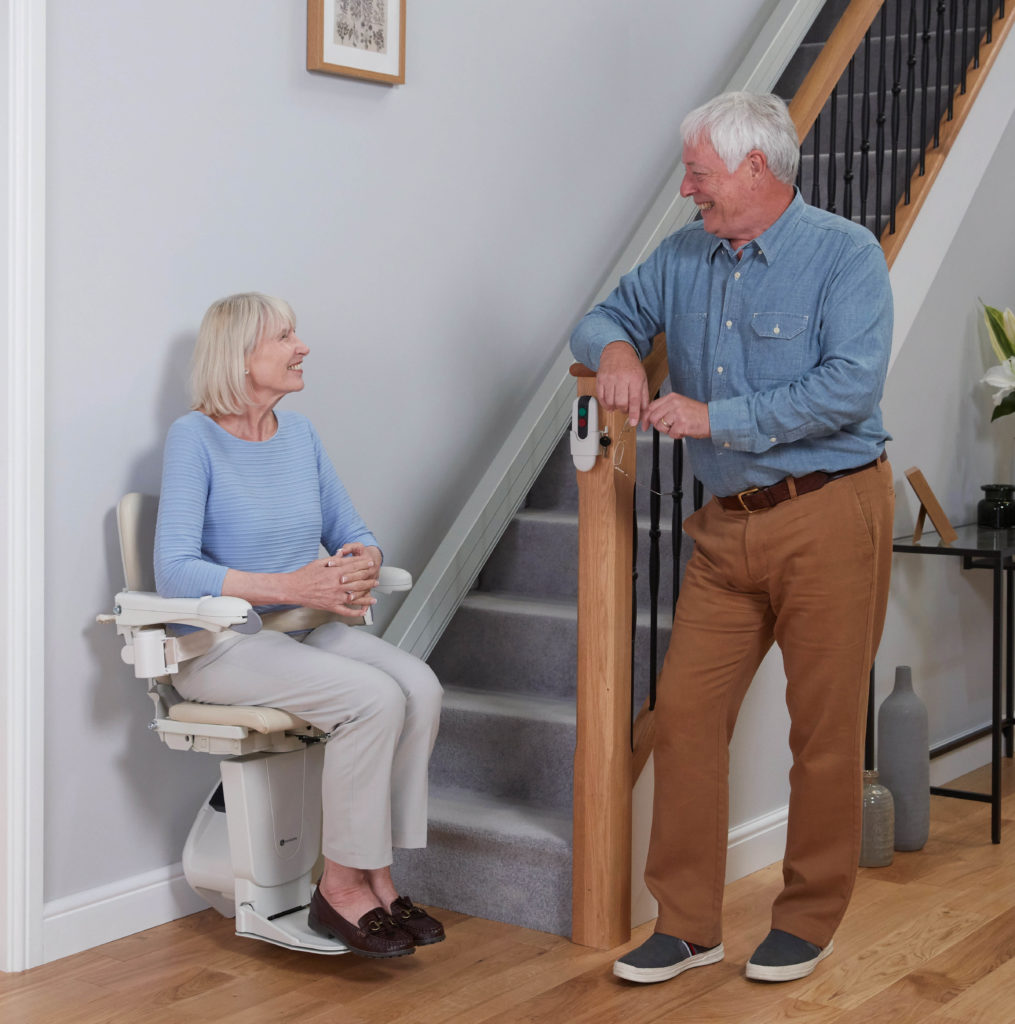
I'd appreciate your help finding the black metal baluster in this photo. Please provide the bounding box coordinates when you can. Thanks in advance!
[948,0,958,119]
[875,4,888,238]
[933,0,946,143]
[672,440,683,624]
[693,479,704,512]
[905,0,918,203]
[811,112,822,208]
[827,88,839,214]
[961,0,971,93]
[890,0,904,233]
[844,57,856,220]
[974,0,982,61]
[919,0,932,173]
[648,427,661,713]
[860,32,872,227]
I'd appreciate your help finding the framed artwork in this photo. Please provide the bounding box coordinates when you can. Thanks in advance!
[307,0,406,84]
[904,466,957,545]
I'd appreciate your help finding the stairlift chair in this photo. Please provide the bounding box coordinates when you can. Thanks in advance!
[98,492,412,955]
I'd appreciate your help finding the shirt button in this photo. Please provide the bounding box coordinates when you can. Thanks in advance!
[769,437,777,443]
[726,320,732,328]
[734,272,741,280]
[723,442,731,449]
[773,325,781,335]
[717,366,723,374]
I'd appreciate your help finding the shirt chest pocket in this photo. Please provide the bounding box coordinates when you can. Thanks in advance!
[747,312,810,382]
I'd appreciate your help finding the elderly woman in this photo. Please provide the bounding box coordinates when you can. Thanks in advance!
[154,292,443,959]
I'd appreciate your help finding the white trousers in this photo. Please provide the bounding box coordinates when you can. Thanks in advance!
[174,622,443,869]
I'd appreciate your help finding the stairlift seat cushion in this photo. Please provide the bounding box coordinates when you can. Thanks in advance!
[168,701,311,734]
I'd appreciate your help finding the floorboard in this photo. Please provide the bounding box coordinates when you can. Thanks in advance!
[4,762,1014,1024]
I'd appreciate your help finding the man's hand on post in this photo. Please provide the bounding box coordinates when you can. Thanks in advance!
[596,341,651,429]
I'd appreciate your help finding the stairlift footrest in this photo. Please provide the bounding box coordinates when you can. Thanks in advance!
[235,904,348,955]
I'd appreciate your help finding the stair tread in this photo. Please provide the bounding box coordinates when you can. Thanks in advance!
[442,684,577,725]
[427,785,572,846]
[514,508,578,527]
[459,588,673,628]
[462,591,575,617]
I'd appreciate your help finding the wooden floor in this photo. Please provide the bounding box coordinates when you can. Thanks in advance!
[4,762,1015,1024]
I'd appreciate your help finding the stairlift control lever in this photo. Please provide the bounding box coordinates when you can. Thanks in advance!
[570,395,604,472]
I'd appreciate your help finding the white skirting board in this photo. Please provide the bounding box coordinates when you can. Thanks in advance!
[42,864,208,965]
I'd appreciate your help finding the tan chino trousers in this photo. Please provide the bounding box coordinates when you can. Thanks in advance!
[645,456,894,948]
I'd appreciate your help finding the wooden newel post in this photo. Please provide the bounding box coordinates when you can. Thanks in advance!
[571,374,635,950]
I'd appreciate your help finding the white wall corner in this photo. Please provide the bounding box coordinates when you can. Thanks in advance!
[889,28,1015,370]
[2,0,47,974]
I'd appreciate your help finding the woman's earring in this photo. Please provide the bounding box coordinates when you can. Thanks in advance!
[244,368,250,375]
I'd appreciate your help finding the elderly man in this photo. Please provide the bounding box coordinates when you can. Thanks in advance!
[570,92,893,985]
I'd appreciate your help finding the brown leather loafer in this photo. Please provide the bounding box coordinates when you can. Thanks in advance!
[389,895,446,945]
[308,888,415,958]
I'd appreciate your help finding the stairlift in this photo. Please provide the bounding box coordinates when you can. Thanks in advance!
[98,493,412,955]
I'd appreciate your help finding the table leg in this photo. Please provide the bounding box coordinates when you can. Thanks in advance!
[1007,567,1014,759]
[992,566,1002,844]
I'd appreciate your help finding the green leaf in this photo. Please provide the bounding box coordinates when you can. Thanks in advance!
[985,303,1015,361]
[990,392,1015,421]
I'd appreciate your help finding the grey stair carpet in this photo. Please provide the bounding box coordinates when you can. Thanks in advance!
[395,422,697,937]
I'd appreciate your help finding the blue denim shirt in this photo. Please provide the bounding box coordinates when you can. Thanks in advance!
[570,191,892,497]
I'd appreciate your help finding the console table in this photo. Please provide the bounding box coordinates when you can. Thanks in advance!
[890,523,1015,843]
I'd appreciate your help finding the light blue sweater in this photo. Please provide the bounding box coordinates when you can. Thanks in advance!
[154,410,378,611]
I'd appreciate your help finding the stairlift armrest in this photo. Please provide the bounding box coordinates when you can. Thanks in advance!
[112,590,255,631]
[375,566,412,593]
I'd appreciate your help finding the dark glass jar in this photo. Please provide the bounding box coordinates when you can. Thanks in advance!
[978,484,1015,529]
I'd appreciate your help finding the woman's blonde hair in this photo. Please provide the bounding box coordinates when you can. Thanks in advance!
[190,292,296,416]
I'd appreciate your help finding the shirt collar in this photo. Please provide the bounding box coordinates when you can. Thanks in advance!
[706,188,805,266]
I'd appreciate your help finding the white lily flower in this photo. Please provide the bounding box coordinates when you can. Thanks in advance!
[982,358,1015,406]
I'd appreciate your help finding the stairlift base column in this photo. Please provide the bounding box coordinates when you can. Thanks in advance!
[182,743,349,955]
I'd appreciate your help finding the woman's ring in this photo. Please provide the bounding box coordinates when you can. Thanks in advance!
[346,591,353,601]
[661,420,671,429]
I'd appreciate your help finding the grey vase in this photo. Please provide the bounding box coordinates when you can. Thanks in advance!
[877,665,930,851]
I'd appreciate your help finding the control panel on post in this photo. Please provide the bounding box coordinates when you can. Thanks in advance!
[570,394,607,472]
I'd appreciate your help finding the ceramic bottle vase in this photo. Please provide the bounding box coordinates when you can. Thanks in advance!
[859,769,894,867]
[877,665,930,851]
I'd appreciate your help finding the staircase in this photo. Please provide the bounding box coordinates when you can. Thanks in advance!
[393,425,690,936]
[775,0,987,238]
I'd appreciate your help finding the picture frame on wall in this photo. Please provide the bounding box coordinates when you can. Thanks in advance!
[307,0,406,85]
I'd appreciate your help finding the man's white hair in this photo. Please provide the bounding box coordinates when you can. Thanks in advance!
[681,92,799,185]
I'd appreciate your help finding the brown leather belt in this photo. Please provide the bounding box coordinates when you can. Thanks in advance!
[717,450,887,513]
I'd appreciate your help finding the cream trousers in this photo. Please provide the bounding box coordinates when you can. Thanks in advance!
[174,621,443,869]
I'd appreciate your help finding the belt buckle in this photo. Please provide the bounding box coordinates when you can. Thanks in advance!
[736,486,761,512]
